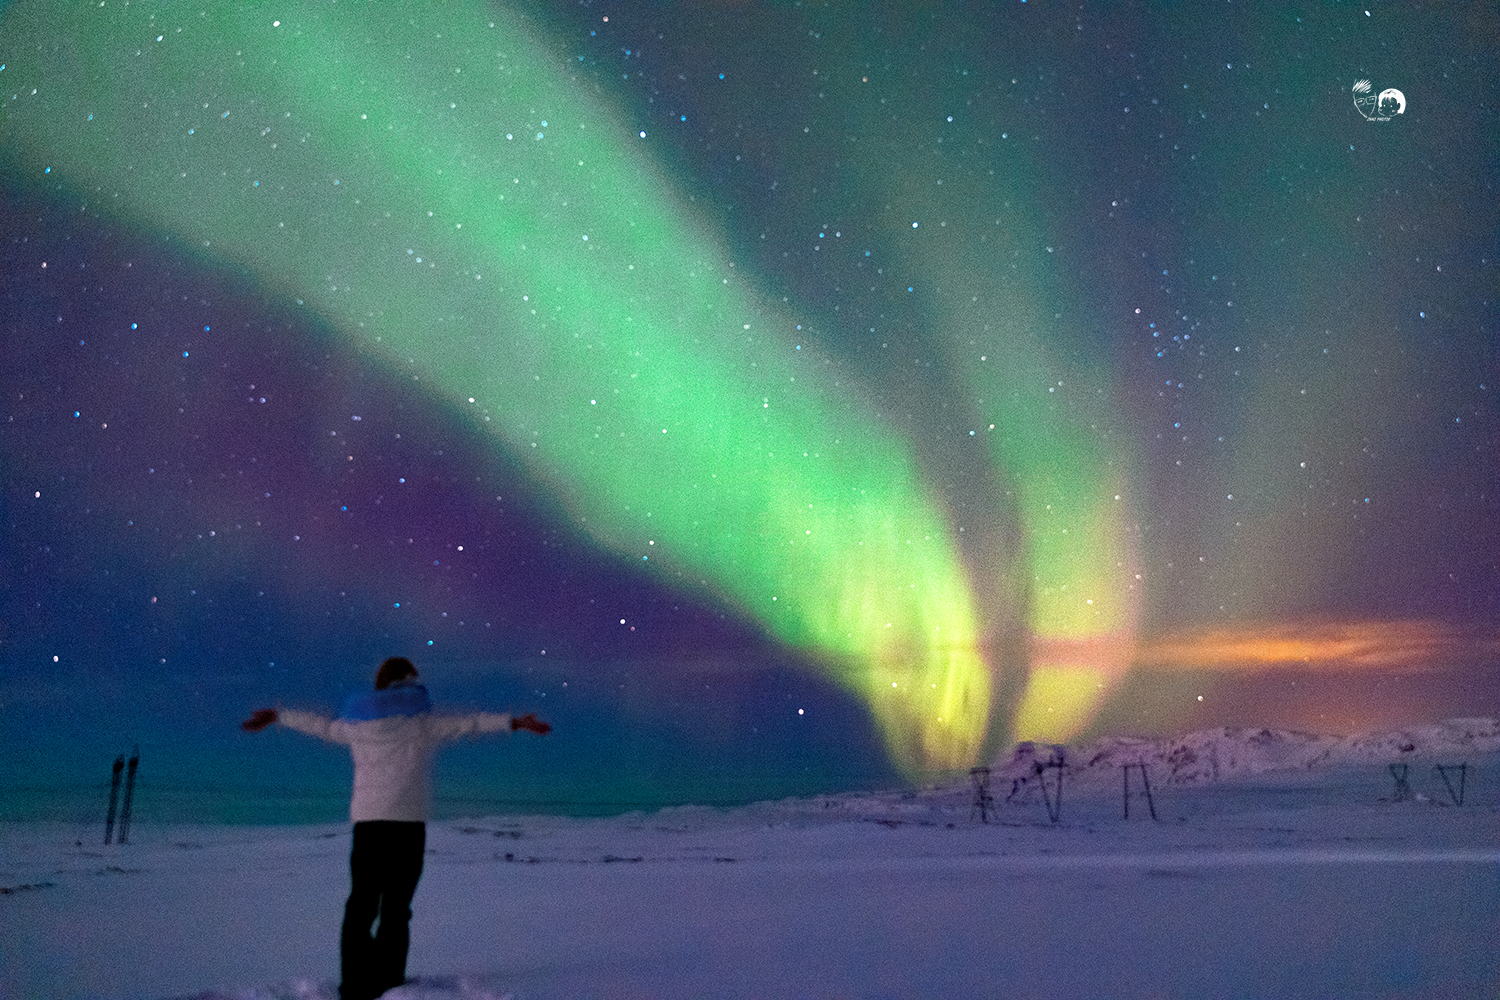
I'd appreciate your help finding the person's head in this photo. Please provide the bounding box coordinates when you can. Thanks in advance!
[374,656,418,690]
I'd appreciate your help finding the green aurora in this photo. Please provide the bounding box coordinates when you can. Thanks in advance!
[0,1,1142,775]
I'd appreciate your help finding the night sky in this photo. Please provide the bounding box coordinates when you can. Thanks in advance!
[2,2,1496,820]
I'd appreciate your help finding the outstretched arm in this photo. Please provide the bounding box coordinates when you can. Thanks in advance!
[242,708,278,732]
[241,707,348,743]
[426,710,552,742]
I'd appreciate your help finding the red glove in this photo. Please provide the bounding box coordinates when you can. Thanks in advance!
[241,708,278,732]
[511,712,551,735]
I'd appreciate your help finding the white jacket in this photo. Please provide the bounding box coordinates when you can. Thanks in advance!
[280,708,511,822]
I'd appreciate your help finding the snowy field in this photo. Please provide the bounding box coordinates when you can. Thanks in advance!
[3,721,1498,1000]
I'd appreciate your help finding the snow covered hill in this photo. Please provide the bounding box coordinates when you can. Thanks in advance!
[993,716,1500,788]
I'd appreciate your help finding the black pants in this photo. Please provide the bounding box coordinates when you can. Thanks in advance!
[341,820,426,1000]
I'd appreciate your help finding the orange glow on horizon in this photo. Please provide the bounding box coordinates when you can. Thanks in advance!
[1135,619,1500,673]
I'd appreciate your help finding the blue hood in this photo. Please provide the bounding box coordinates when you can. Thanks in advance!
[340,682,432,721]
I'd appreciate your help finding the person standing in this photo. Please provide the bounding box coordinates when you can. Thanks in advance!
[242,656,550,1000]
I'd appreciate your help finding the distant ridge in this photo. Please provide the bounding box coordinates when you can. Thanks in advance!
[993,718,1500,787]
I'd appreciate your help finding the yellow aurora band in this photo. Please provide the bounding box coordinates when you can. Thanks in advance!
[0,2,1136,772]
[810,53,1143,746]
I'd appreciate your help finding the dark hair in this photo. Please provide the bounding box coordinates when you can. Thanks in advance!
[375,656,418,690]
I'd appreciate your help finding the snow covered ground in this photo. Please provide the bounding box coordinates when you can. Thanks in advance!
[3,720,1498,999]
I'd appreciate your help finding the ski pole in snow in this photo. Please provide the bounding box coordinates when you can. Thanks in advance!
[1035,751,1066,824]
[969,767,996,823]
[104,754,125,844]
[118,747,139,845]
[1434,763,1467,806]
[1122,762,1157,820]
[1388,762,1411,801]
